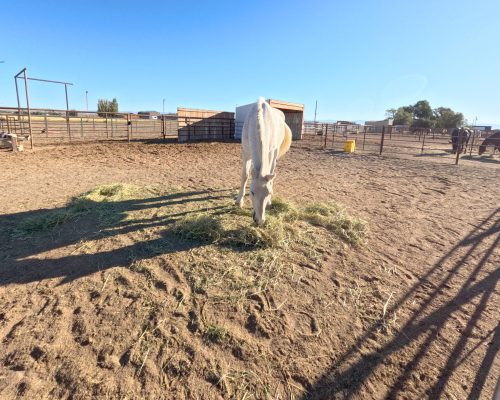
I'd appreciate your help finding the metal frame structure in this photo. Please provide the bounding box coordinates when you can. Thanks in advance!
[14,68,73,149]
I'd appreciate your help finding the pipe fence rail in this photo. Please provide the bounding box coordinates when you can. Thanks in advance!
[0,107,235,146]
[297,122,499,165]
[1,107,498,165]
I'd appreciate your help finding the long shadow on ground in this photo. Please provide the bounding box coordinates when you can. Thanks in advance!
[0,189,232,286]
[299,208,499,400]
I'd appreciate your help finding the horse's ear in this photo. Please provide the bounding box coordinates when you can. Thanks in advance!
[265,174,275,182]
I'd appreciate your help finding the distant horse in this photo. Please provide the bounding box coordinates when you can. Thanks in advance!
[451,128,472,154]
[478,131,500,155]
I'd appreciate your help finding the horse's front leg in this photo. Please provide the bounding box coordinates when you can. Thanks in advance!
[235,157,252,207]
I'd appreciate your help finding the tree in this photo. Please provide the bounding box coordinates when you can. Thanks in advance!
[393,107,413,125]
[97,98,119,117]
[412,100,433,120]
[386,100,464,130]
[433,107,464,129]
[401,105,414,115]
[411,118,432,128]
[385,108,397,119]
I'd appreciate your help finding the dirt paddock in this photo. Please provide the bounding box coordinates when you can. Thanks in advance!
[0,142,499,399]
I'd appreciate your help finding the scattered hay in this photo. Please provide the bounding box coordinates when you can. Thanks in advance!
[76,183,141,203]
[15,209,79,235]
[174,197,365,249]
[14,184,147,236]
[301,202,366,245]
[13,184,366,308]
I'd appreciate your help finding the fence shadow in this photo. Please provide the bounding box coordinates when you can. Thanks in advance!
[300,208,500,399]
[0,189,233,286]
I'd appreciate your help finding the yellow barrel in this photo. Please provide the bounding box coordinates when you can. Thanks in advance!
[344,139,356,153]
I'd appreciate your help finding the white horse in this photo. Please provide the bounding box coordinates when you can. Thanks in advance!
[235,97,292,225]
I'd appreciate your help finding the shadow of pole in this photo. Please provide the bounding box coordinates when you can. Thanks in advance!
[300,208,499,399]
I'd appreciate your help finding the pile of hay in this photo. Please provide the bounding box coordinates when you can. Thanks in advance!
[15,183,366,303]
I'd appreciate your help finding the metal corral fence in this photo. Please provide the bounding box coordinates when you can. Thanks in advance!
[1,106,498,165]
[0,107,235,146]
[297,122,499,165]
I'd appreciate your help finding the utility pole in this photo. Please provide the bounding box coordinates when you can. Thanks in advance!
[162,98,165,114]
[85,91,88,111]
[314,100,317,124]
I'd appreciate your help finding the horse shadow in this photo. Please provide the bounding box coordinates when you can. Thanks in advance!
[0,189,234,286]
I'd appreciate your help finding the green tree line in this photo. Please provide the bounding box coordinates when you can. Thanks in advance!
[386,100,464,129]
[97,98,119,117]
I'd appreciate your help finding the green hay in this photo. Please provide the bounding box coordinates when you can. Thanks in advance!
[15,184,144,236]
[16,209,79,235]
[300,202,365,245]
[76,183,141,203]
[174,198,365,249]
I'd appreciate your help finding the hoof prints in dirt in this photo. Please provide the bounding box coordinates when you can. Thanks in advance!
[0,184,369,398]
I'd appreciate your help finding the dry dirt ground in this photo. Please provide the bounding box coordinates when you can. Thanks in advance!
[0,141,499,399]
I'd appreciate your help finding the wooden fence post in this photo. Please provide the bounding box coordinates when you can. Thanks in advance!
[323,124,328,148]
[469,131,476,157]
[379,125,386,155]
[44,114,49,137]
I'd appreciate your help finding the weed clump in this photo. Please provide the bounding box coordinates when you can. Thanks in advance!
[204,325,229,344]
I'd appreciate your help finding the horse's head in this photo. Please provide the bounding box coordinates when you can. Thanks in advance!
[250,172,275,225]
[478,144,486,155]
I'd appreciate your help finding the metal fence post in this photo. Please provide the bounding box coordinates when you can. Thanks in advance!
[421,131,426,155]
[363,125,367,150]
[80,117,84,137]
[161,115,165,141]
[324,124,328,148]
[23,70,34,148]
[379,125,386,155]
[127,114,131,143]
[64,83,70,143]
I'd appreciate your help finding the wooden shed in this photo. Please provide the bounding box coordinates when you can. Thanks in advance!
[235,99,304,140]
[177,107,235,142]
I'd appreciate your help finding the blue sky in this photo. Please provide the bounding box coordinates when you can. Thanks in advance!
[1,0,499,126]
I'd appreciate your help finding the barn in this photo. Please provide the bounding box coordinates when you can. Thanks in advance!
[235,99,304,140]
